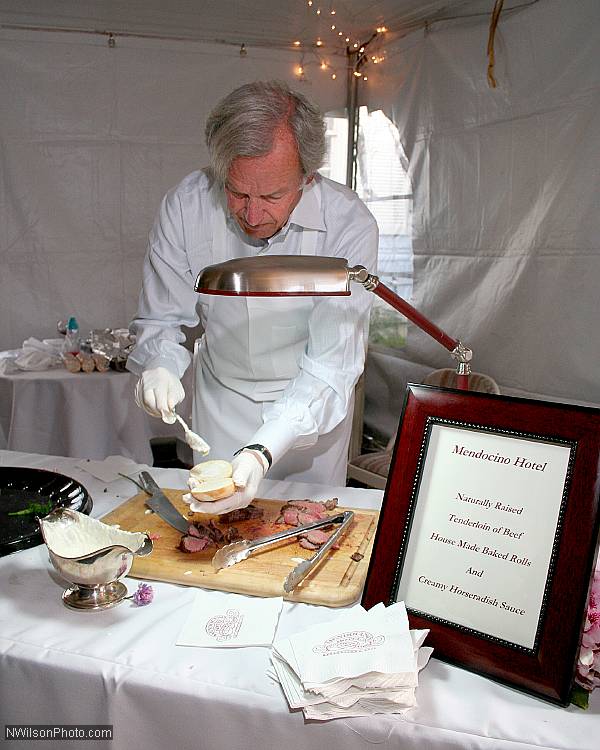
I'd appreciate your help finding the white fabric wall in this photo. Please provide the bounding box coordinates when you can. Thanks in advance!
[361,0,600,436]
[0,29,344,350]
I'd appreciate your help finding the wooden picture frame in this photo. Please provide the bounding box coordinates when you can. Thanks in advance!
[362,384,600,704]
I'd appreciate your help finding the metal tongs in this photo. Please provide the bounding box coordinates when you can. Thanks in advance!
[211,510,354,593]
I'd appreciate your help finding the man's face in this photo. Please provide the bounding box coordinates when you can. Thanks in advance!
[225,127,306,240]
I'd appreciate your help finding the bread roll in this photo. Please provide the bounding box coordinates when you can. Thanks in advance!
[190,476,235,501]
[190,460,233,480]
[188,459,235,501]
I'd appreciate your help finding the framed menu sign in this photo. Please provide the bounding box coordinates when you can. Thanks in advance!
[362,384,600,705]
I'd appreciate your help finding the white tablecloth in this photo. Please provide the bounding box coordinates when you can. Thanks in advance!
[0,449,597,750]
[0,370,191,464]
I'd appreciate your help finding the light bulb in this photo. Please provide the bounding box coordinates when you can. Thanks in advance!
[332,73,337,79]
[316,38,323,46]
[293,40,301,46]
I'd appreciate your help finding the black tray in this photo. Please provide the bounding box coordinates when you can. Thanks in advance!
[0,467,93,557]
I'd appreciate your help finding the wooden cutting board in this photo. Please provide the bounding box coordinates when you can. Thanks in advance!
[101,490,379,607]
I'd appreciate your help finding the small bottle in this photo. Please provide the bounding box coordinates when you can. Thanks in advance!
[63,317,80,355]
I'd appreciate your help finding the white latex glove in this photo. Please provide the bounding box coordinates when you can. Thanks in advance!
[134,366,184,424]
[188,449,268,515]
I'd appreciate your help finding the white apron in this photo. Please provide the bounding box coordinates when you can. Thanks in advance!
[191,201,354,485]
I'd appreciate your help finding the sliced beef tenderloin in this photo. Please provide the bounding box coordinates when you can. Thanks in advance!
[207,520,224,543]
[223,526,241,543]
[220,504,264,524]
[179,534,213,553]
[299,537,321,550]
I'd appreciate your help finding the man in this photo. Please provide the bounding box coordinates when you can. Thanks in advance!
[127,80,378,513]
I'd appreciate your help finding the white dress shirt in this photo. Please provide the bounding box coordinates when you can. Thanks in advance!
[128,169,378,481]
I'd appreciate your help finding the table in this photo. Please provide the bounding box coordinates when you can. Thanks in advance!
[0,449,598,750]
[0,369,192,465]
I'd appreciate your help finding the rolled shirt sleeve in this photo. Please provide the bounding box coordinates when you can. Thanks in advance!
[127,179,206,379]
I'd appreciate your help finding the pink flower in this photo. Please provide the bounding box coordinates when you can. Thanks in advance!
[576,571,600,692]
[131,582,154,606]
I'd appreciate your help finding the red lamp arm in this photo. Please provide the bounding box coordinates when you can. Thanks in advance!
[348,266,473,390]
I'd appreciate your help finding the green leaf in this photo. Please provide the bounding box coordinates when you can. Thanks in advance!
[7,500,53,517]
[570,683,590,710]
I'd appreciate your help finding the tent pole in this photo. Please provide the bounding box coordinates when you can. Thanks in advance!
[345,59,359,189]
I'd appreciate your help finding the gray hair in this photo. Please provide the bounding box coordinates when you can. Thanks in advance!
[205,80,326,185]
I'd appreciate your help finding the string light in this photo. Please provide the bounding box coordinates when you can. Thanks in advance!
[297,2,388,85]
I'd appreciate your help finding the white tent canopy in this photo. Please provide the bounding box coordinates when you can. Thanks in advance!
[0,1,481,47]
[1,0,599,441]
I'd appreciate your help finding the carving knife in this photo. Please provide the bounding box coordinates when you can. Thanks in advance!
[139,471,190,534]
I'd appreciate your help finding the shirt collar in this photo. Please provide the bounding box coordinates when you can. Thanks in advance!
[288,177,326,232]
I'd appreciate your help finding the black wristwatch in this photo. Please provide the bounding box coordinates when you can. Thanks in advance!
[233,443,273,469]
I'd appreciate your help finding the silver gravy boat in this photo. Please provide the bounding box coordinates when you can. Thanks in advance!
[39,508,153,611]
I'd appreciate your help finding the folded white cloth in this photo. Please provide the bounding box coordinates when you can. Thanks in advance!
[0,337,64,374]
[270,601,432,719]
[177,590,284,648]
[75,456,143,483]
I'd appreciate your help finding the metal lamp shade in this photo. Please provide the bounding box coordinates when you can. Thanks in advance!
[195,255,352,297]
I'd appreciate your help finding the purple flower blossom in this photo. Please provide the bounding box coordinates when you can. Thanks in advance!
[131,582,154,606]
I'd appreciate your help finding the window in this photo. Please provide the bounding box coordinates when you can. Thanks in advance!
[321,116,348,184]
[356,108,413,350]
[323,109,413,352]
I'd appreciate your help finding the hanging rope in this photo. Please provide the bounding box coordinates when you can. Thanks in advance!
[487,0,505,88]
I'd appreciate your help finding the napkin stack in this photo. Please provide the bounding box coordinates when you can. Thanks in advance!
[270,601,432,720]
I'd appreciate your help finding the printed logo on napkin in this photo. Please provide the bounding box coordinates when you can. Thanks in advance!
[177,590,284,648]
[205,609,244,642]
[288,603,417,684]
[313,631,385,656]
